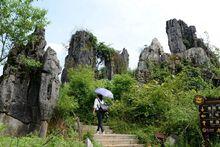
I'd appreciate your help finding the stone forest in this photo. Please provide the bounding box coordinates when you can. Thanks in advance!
[0,1,220,147]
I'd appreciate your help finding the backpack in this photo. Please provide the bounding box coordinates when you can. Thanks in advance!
[98,99,108,112]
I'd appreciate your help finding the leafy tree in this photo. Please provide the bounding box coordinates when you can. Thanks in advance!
[56,83,79,119]
[63,66,96,123]
[96,42,115,64]
[0,0,48,64]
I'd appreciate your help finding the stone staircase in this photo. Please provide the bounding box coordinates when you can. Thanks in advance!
[82,125,145,147]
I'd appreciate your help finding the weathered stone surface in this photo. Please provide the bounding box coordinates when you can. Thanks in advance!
[61,30,129,81]
[178,47,211,66]
[0,29,61,136]
[61,31,96,83]
[106,48,129,80]
[39,47,61,121]
[166,19,186,53]
[120,48,129,69]
[136,38,165,83]
[166,19,207,54]
[160,53,171,63]
[166,19,217,68]
[140,38,164,63]
[0,113,30,136]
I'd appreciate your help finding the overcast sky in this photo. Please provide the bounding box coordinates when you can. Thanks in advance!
[35,0,220,70]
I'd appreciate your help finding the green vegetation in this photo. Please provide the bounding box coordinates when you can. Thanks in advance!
[19,55,42,70]
[96,42,116,62]
[0,122,84,147]
[0,135,85,147]
[0,0,49,64]
[1,2,220,145]
[55,59,220,146]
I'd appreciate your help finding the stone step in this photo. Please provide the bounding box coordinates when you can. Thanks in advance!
[82,125,111,130]
[103,144,145,147]
[82,125,112,133]
[96,138,139,145]
[94,134,137,140]
[82,125,113,135]
[91,126,144,147]
[82,128,113,133]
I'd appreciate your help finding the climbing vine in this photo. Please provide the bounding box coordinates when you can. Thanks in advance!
[96,42,116,63]
[84,31,116,64]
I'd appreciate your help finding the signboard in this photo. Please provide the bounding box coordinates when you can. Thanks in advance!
[194,95,220,146]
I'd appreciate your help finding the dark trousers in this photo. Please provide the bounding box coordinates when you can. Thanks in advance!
[96,111,104,132]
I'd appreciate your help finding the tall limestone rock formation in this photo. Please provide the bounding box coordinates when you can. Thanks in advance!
[61,30,129,82]
[166,19,215,67]
[166,19,207,53]
[0,28,61,136]
[61,31,97,83]
[136,38,167,83]
[113,48,129,75]
[136,19,219,84]
[105,48,129,80]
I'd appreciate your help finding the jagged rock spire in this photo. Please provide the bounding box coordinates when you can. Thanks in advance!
[0,29,61,136]
[136,38,166,83]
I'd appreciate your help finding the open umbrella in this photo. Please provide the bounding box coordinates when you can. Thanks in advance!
[95,88,113,99]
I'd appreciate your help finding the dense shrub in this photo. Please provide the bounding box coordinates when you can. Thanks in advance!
[108,66,220,145]
[61,66,96,123]
[56,83,79,119]
[0,136,85,147]
[111,74,136,99]
[55,64,220,146]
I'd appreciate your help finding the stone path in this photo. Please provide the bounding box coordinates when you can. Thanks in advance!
[82,125,145,147]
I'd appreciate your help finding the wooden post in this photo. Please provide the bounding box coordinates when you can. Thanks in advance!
[39,120,48,138]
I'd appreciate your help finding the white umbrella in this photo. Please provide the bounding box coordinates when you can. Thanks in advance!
[95,88,113,99]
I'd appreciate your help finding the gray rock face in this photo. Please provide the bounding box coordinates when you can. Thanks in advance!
[166,19,214,67]
[166,19,207,54]
[139,38,164,63]
[0,113,29,136]
[0,29,61,136]
[120,48,129,69]
[107,48,129,80]
[166,19,186,53]
[39,47,61,121]
[136,38,166,83]
[61,31,96,83]
[61,30,129,81]
[178,47,211,66]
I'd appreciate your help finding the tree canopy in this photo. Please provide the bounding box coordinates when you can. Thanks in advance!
[0,0,49,64]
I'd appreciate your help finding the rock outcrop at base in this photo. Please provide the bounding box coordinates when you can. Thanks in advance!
[177,47,211,66]
[0,28,61,136]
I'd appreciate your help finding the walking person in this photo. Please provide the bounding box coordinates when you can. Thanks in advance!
[94,88,113,134]
[93,94,105,134]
